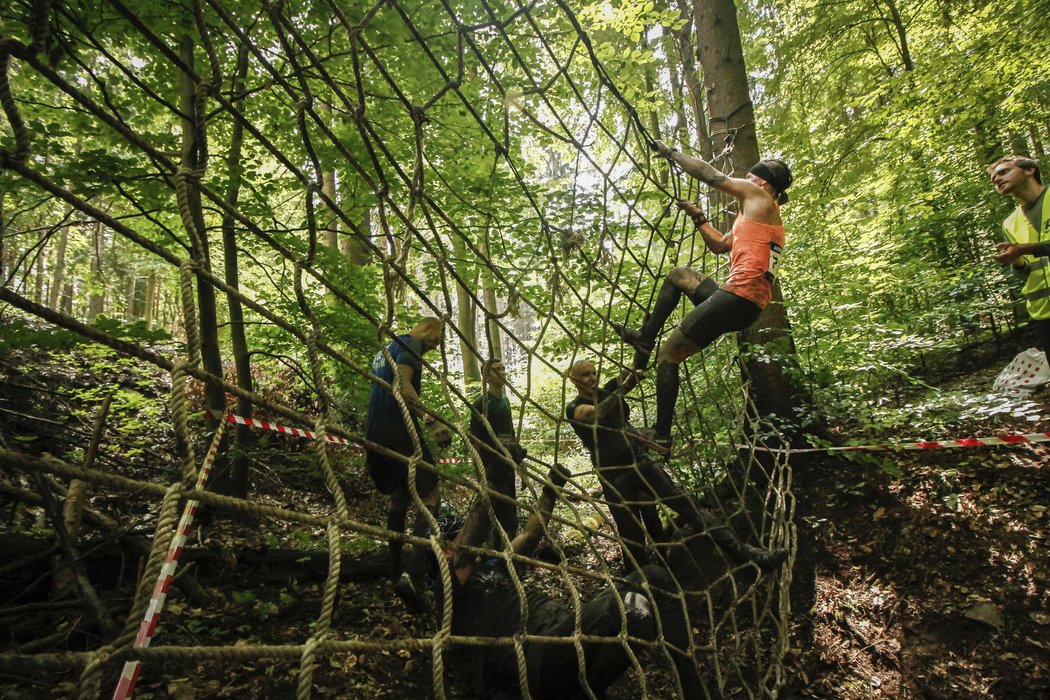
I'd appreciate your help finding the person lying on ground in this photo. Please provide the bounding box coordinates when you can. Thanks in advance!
[434,464,714,700]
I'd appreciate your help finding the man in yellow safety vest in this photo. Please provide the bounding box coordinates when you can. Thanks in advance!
[989,155,1050,357]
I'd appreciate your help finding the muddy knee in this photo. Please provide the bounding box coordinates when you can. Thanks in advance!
[656,330,698,365]
[667,266,706,293]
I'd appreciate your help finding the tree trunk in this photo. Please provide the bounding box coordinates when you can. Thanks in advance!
[453,231,481,384]
[878,0,914,72]
[479,158,503,361]
[692,0,809,436]
[88,219,105,321]
[320,99,339,251]
[479,232,503,361]
[661,25,690,149]
[144,270,156,327]
[125,269,138,320]
[179,34,227,447]
[675,0,712,159]
[213,46,253,499]
[34,231,45,304]
[1029,125,1044,156]
[61,282,73,315]
[1005,129,1030,156]
[49,225,68,310]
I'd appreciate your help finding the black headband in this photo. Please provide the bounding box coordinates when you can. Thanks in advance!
[749,161,790,204]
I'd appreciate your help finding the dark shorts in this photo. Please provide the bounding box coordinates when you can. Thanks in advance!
[365,443,438,497]
[678,287,762,349]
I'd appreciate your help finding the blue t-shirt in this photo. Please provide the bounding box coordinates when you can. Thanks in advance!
[365,334,425,448]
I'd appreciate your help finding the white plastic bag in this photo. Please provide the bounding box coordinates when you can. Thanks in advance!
[993,348,1050,393]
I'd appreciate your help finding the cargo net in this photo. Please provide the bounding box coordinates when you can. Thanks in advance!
[0,0,793,697]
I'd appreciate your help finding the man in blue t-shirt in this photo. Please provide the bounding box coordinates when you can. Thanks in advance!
[365,317,449,611]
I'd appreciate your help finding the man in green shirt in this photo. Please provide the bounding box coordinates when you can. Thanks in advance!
[990,155,1050,358]
[469,359,525,542]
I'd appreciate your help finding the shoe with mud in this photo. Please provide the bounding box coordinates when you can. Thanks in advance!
[742,544,789,571]
[611,320,654,356]
[393,571,431,613]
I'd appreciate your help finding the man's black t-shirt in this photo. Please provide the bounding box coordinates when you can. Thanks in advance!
[565,379,635,468]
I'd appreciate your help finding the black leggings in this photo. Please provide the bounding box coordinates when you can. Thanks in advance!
[598,456,719,567]
[677,287,762,348]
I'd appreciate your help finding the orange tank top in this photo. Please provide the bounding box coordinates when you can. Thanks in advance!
[722,215,785,309]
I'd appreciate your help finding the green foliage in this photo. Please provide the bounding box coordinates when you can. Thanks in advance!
[0,319,81,356]
[91,315,174,344]
[734,0,1050,444]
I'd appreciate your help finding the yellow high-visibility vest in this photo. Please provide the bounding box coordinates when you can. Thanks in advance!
[1003,191,1050,320]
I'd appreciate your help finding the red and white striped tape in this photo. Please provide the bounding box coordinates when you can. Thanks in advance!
[223,412,353,446]
[221,412,470,461]
[112,419,227,700]
[221,412,1049,457]
[773,431,1050,454]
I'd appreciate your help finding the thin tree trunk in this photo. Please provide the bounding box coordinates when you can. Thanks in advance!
[49,226,68,310]
[453,231,481,384]
[125,270,138,320]
[0,185,6,288]
[479,157,503,361]
[34,231,45,304]
[320,99,339,251]
[88,219,105,321]
[676,0,712,159]
[340,208,372,265]
[877,0,913,72]
[480,233,503,361]
[661,26,690,149]
[179,34,227,435]
[49,139,79,310]
[144,270,156,327]
[214,45,253,498]
[1029,125,1044,156]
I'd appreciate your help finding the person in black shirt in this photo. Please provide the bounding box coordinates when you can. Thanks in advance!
[566,359,787,572]
[364,317,450,611]
[469,358,525,541]
[438,466,709,699]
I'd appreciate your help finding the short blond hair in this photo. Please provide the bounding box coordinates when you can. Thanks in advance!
[410,317,443,335]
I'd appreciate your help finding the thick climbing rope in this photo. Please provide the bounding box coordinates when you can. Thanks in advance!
[0,1,793,698]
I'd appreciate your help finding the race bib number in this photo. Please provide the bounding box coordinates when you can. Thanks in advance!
[765,242,783,282]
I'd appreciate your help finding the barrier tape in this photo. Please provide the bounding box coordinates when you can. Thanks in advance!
[221,411,354,446]
[220,411,469,462]
[112,418,227,700]
[768,431,1050,455]
[221,411,1049,457]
